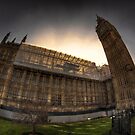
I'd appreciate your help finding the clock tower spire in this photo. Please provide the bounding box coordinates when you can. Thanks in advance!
[96,17,135,110]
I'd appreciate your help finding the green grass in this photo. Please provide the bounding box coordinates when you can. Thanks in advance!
[0,117,112,135]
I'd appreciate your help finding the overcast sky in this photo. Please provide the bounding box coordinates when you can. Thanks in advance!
[0,0,135,65]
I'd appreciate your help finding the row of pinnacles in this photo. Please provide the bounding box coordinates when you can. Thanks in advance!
[1,32,27,44]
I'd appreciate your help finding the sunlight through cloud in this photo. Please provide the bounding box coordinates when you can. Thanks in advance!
[31,30,108,66]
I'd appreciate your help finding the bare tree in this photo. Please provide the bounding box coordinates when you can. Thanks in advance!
[13,99,48,135]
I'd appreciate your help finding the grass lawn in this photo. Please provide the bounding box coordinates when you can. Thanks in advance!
[0,117,112,135]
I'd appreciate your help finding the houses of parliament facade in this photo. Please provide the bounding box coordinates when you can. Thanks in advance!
[1,16,132,115]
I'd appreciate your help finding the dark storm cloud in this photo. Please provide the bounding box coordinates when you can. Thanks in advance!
[0,0,135,63]
[0,0,135,32]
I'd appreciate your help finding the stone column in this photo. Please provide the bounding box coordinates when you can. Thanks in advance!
[61,77,65,106]
[73,79,77,106]
[82,80,85,105]
[33,72,40,101]
[1,65,14,105]
[48,74,53,104]
[91,81,94,105]
[18,70,27,99]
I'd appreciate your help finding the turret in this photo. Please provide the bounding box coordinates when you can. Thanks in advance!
[11,38,16,43]
[1,32,11,44]
[20,35,27,44]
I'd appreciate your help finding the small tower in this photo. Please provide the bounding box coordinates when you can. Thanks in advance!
[20,35,27,44]
[11,38,16,43]
[0,34,22,105]
[1,32,11,44]
[96,16,135,110]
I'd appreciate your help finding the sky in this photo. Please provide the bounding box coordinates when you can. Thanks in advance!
[0,0,135,65]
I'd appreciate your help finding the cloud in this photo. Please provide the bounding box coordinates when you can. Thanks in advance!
[30,28,107,65]
[0,0,134,65]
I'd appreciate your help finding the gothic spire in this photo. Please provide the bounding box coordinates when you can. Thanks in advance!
[20,35,27,44]
[96,15,106,24]
[11,38,16,43]
[1,32,11,44]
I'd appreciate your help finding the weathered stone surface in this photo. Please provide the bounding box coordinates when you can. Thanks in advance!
[96,16,135,110]
[0,41,114,113]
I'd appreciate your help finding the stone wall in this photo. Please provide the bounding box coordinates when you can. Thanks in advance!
[0,108,113,123]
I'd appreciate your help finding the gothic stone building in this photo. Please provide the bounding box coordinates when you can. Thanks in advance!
[3,17,133,115]
[0,38,115,114]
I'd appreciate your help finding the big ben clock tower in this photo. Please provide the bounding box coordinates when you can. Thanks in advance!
[96,16,135,110]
